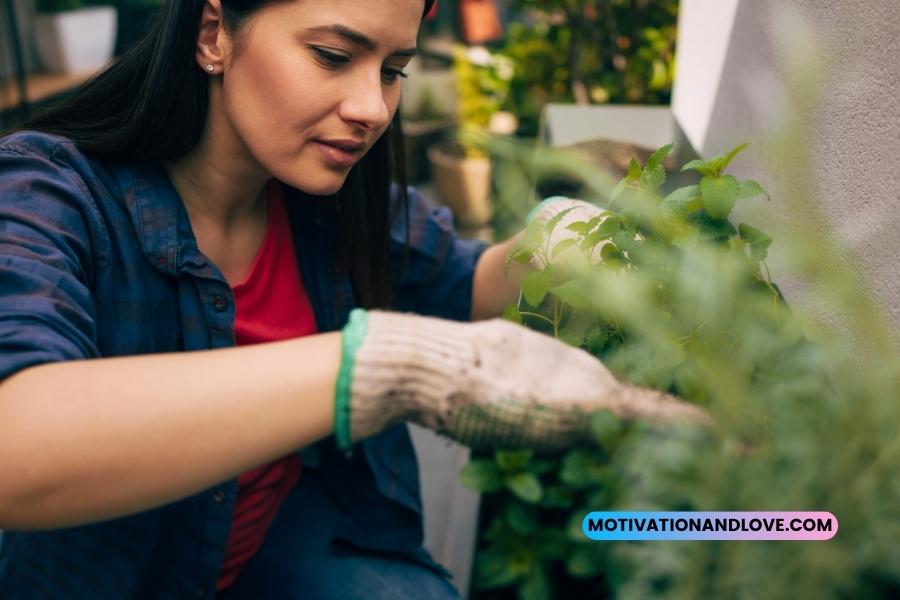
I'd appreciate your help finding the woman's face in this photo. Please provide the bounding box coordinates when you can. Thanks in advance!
[216,0,423,195]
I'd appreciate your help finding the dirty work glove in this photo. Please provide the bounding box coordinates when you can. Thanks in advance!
[334,308,708,452]
[526,196,610,270]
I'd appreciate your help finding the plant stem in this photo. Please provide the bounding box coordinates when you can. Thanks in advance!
[518,311,556,329]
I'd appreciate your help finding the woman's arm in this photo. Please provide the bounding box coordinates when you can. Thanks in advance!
[470,231,529,321]
[0,333,341,530]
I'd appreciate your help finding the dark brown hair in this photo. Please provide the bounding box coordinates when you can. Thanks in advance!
[17,0,435,309]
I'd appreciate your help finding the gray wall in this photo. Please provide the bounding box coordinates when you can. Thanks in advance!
[673,0,900,328]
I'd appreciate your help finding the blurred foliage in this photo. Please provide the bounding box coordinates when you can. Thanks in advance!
[452,45,514,157]
[461,132,900,599]
[501,0,679,136]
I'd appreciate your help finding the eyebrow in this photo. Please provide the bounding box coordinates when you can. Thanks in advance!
[304,24,418,57]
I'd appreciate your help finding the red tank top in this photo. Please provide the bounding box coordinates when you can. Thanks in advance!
[216,180,318,591]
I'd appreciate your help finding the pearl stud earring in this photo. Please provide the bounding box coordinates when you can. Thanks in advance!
[206,64,214,72]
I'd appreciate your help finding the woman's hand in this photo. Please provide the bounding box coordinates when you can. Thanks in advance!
[335,309,709,452]
[527,196,611,270]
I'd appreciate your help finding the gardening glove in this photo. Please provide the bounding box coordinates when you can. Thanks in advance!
[526,196,611,270]
[334,308,709,453]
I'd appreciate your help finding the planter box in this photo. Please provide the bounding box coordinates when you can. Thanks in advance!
[34,6,117,74]
[427,143,493,227]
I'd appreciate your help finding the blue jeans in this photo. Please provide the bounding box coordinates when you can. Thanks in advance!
[218,466,461,599]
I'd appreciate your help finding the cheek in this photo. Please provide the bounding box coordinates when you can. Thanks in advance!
[223,47,328,154]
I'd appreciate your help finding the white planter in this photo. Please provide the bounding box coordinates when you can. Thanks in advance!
[34,7,117,74]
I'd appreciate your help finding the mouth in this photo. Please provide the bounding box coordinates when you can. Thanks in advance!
[314,138,366,169]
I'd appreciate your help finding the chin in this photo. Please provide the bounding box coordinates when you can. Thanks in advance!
[287,172,349,197]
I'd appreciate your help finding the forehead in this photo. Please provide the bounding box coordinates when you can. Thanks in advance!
[250,0,423,50]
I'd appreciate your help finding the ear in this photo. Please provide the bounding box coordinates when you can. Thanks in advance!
[196,0,230,74]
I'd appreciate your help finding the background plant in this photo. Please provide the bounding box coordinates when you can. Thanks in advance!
[500,0,679,136]
[460,136,900,599]
[452,45,514,157]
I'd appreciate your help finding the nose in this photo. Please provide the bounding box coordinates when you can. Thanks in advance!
[338,69,391,132]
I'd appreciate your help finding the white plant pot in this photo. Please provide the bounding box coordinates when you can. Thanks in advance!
[34,7,117,74]
[427,144,493,227]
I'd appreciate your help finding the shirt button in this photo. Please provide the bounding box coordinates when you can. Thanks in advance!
[211,489,227,504]
[212,296,227,311]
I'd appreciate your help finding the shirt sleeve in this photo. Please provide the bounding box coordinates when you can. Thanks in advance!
[0,143,101,382]
[390,186,490,321]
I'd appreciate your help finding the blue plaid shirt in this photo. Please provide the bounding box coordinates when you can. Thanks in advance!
[0,131,489,598]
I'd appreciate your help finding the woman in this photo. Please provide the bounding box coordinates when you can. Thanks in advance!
[0,0,700,597]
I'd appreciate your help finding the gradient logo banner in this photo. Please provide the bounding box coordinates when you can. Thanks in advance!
[582,511,838,541]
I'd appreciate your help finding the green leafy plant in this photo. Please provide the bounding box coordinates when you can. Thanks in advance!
[461,139,900,599]
[500,0,679,136]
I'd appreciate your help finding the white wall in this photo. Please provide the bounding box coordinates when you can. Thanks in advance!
[673,0,900,327]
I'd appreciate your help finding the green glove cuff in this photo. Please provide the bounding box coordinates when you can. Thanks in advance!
[335,307,368,452]
[525,195,570,225]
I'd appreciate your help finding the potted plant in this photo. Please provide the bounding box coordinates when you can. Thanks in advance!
[33,0,117,74]
[427,44,515,228]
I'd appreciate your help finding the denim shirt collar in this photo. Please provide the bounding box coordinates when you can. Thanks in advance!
[114,160,240,281]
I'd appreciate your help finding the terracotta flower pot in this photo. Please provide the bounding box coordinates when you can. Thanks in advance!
[459,0,503,45]
[427,144,493,227]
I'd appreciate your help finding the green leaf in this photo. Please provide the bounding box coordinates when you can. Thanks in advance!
[689,211,737,241]
[596,215,621,237]
[682,143,749,177]
[510,246,534,264]
[565,221,592,234]
[459,460,505,492]
[600,243,618,260]
[662,184,702,216]
[504,500,539,535]
[589,410,624,448]
[560,450,608,488]
[719,142,750,172]
[551,237,578,258]
[584,325,610,355]
[522,268,554,307]
[541,485,576,509]
[502,303,523,324]
[558,322,587,348]
[737,178,770,201]
[506,472,544,504]
[475,548,524,589]
[566,545,606,578]
[580,231,606,253]
[680,158,719,177]
[626,157,642,180]
[518,566,551,600]
[640,143,674,191]
[496,449,534,471]
[530,459,557,475]
[700,175,740,219]
[739,222,773,263]
[549,277,593,310]
[544,206,577,238]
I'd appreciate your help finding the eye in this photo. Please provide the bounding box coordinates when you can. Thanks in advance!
[381,67,409,85]
[312,47,350,68]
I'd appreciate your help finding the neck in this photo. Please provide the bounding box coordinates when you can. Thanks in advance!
[165,85,270,232]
